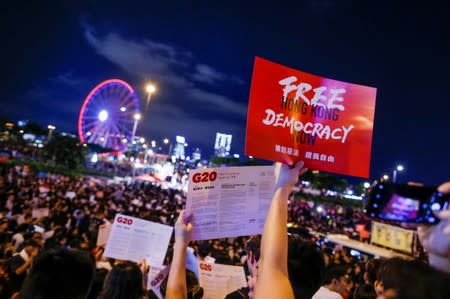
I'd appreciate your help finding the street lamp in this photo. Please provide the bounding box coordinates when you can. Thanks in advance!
[134,113,142,121]
[144,149,153,164]
[145,83,157,111]
[131,113,141,145]
[393,164,404,183]
[47,125,56,141]
[382,174,389,181]
[163,138,173,157]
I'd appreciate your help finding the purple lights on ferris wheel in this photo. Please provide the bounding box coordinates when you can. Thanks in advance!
[78,79,141,151]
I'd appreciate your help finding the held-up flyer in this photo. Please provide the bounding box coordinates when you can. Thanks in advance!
[246,57,377,178]
[198,262,247,299]
[186,166,275,241]
[103,214,173,267]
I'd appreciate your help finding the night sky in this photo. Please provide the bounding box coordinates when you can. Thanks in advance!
[1,1,449,184]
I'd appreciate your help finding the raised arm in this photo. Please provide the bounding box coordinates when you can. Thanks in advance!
[255,162,307,299]
[166,210,193,299]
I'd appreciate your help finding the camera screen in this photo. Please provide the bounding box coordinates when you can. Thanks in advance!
[350,249,361,257]
[379,193,420,221]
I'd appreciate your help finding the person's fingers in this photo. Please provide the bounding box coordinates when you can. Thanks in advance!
[177,210,185,224]
[437,182,450,194]
[433,209,450,220]
[417,225,434,243]
[274,162,281,176]
[293,160,305,171]
[185,213,193,224]
[299,168,308,177]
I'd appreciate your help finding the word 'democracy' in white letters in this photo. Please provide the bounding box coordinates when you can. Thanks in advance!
[262,109,354,143]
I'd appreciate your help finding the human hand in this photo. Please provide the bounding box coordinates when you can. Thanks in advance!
[417,182,450,273]
[247,273,257,299]
[93,246,104,261]
[138,259,150,274]
[274,161,307,190]
[174,210,193,247]
[30,247,39,258]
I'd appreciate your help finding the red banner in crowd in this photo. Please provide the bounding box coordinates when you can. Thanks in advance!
[245,57,377,178]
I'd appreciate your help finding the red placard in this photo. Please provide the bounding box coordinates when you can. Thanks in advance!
[245,57,377,178]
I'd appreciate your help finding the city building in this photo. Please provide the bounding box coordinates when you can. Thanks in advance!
[214,132,232,157]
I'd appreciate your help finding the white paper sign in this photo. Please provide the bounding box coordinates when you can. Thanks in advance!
[186,166,275,240]
[147,265,171,299]
[39,186,49,194]
[65,191,76,199]
[96,223,112,247]
[16,215,25,225]
[103,214,173,267]
[32,208,49,219]
[198,262,247,299]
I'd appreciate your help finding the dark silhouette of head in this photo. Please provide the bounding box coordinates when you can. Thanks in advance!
[376,257,450,299]
[19,248,95,299]
[353,283,376,299]
[100,261,144,299]
[365,258,381,285]
[321,265,351,295]
[159,269,203,299]
[288,235,325,299]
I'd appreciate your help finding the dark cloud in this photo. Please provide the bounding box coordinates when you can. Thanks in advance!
[82,23,247,150]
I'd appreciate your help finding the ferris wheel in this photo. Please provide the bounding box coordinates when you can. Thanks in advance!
[78,79,141,151]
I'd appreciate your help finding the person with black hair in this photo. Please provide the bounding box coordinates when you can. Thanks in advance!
[225,236,261,299]
[99,261,145,299]
[157,269,203,299]
[364,259,380,286]
[375,257,450,299]
[18,248,95,299]
[288,236,325,299]
[311,265,351,299]
[87,268,109,299]
[352,283,376,299]
[351,262,364,287]
[7,239,39,292]
[417,181,450,275]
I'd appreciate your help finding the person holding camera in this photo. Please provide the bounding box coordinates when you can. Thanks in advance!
[417,182,450,274]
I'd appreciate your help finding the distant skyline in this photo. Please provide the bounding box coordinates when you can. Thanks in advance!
[1,1,449,184]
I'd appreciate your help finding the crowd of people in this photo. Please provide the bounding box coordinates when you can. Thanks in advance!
[0,161,449,299]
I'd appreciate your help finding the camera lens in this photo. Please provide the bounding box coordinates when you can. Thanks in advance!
[431,203,441,211]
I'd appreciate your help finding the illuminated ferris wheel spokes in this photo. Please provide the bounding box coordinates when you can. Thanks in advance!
[78,79,141,151]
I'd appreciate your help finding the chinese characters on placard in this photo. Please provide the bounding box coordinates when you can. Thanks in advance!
[274,144,335,163]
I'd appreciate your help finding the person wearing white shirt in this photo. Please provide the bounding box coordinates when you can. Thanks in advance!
[312,265,350,299]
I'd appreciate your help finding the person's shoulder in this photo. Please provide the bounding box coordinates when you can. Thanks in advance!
[312,287,343,299]
[332,293,343,299]
[328,289,343,299]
